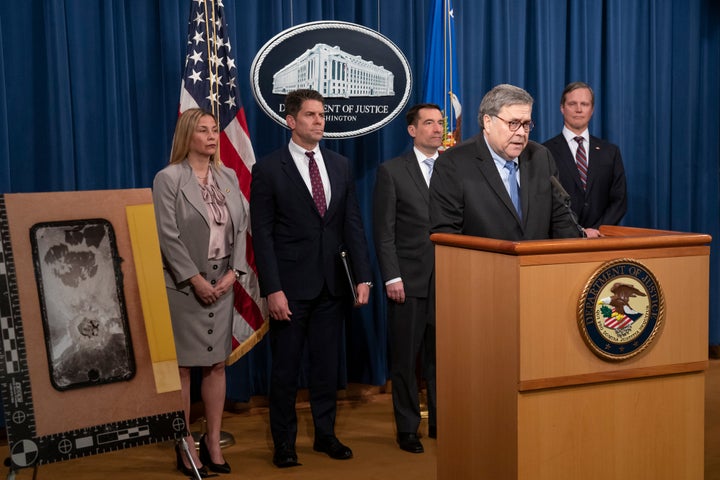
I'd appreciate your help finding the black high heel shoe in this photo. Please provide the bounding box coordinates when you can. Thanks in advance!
[199,434,231,474]
[175,444,210,478]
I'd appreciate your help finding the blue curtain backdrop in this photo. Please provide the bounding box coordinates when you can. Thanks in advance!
[0,0,718,403]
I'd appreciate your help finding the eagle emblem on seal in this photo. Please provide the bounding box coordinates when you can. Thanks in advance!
[598,283,646,330]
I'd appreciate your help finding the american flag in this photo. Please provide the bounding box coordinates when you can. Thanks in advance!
[179,0,267,364]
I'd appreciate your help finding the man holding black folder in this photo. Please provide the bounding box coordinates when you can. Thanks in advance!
[373,103,443,454]
[250,89,372,468]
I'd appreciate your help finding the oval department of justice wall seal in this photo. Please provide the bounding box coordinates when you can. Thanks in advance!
[578,258,665,361]
[250,21,412,138]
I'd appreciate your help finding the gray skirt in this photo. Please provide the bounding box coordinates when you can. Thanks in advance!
[167,257,234,366]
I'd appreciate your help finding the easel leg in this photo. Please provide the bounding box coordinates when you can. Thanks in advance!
[179,437,203,480]
[4,464,36,480]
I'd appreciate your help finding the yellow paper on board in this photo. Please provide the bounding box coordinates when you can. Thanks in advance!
[126,203,180,393]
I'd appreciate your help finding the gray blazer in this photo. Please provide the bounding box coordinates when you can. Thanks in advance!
[153,159,247,292]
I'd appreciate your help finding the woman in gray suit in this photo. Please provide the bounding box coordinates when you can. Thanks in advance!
[153,108,247,477]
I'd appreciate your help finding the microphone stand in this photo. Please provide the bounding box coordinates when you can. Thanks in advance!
[549,175,586,238]
[560,195,586,238]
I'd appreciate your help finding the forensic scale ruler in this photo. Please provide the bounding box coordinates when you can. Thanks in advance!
[0,194,186,469]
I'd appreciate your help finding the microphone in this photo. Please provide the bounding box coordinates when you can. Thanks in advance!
[550,175,586,238]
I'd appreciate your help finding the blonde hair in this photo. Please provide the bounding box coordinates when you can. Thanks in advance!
[168,108,222,168]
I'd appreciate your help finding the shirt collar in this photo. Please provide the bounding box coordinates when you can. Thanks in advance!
[412,146,438,164]
[562,126,589,145]
[483,134,518,170]
[289,139,318,158]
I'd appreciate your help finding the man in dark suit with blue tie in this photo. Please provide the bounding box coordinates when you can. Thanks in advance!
[250,89,372,468]
[543,82,627,238]
[373,103,444,454]
[430,84,580,240]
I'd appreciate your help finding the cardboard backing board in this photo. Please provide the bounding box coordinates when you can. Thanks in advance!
[0,190,184,468]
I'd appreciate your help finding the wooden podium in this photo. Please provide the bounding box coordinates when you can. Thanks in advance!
[431,226,710,480]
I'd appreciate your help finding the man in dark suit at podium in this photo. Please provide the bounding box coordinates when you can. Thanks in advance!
[250,88,372,468]
[373,103,443,454]
[543,82,627,238]
[429,84,579,240]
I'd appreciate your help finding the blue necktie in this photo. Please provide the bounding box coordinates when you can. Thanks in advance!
[503,161,522,219]
[423,158,435,184]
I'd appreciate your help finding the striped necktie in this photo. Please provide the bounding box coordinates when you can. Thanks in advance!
[574,136,588,190]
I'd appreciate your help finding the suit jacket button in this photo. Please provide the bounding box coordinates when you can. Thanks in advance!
[208,329,213,335]
[209,312,214,318]
[207,346,213,352]
[212,264,219,270]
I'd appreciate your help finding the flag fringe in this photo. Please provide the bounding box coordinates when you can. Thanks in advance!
[226,321,269,365]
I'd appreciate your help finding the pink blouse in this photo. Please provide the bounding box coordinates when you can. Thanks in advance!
[199,168,232,259]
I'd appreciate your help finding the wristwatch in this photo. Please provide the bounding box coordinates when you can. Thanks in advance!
[362,281,373,288]
[232,269,241,280]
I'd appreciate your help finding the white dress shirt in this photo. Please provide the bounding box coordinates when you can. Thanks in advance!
[288,139,331,207]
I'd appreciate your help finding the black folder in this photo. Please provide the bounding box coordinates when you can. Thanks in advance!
[339,249,357,303]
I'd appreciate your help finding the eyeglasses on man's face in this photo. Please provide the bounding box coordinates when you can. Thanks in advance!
[494,115,535,133]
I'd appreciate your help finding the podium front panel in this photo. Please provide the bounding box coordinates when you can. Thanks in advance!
[434,237,708,480]
[518,372,704,479]
[518,249,708,389]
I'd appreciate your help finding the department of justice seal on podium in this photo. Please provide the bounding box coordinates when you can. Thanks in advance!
[578,258,665,361]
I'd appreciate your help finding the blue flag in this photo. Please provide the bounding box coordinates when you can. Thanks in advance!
[422,0,462,148]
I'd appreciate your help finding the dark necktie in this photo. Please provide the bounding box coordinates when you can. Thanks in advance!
[306,151,327,217]
[574,136,588,190]
[503,161,522,219]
